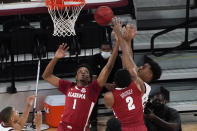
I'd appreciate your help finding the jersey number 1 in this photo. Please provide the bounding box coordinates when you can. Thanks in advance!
[73,99,77,109]
[126,96,135,111]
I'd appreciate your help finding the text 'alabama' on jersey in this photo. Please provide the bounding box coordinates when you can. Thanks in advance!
[58,79,101,130]
[112,81,145,127]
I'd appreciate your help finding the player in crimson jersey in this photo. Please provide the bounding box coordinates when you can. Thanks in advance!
[42,40,119,130]
[104,18,150,131]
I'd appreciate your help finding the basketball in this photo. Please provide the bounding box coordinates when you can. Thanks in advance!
[94,6,114,26]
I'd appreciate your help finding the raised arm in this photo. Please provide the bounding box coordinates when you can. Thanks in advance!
[34,111,42,131]
[14,95,35,130]
[122,24,136,67]
[112,18,145,93]
[97,37,119,88]
[42,43,69,88]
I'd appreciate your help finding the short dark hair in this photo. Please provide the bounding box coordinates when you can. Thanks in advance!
[106,117,121,131]
[1,107,13,123]
[100,41,112,49]
[144,56,162,82]
[76,64,93,82]
[114,69,132,88]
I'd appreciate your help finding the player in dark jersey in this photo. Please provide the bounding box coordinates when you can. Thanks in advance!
[104,18,148,131]
[42,41,120,131]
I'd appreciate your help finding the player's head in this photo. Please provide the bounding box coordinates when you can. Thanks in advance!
[138,57,162,83]
[1,107,19,124]
[106,117,121,131]
[114,69,132,88]
[100,42,112,59]
[75,64,93,85]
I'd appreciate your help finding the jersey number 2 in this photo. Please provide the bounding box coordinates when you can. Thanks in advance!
[126,96,135,111]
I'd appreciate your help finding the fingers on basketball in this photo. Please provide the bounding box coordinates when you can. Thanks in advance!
[94,6,114,26]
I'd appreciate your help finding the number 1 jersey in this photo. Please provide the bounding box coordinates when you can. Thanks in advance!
[58,79,101,130]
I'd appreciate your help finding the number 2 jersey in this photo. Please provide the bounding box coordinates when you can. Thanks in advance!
[58,79,101,130]
[112,81,146,129]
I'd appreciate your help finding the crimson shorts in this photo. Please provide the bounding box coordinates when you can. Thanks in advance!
[57,121,89,131]
[121,124,147,131]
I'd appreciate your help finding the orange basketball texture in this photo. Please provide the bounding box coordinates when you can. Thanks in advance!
[94,6,114,26]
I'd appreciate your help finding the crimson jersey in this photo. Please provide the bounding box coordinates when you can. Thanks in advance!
[112,81,147,130]
[58,79,101,131]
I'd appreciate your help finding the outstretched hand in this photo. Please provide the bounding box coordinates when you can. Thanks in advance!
[34,111,42,130]
[123,24,136,42]
[111,17,123,37]
[55,43,69,59]
[27,95,36,107]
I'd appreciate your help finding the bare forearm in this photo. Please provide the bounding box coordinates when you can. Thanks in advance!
[121,40,132,68]
[36,126,41,131]
[42,57,59,79]
[120,42,132,67]
[107,40,119,70]
[118,35,138,73]
[97,41,119,87]
[18,105,31,128]
[114,28,130,69]
[127,41,133,58]
[114,26,135,68]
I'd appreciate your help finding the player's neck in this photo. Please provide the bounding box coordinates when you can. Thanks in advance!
[77,81,88,87]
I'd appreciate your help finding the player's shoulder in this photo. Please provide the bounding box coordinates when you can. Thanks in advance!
[104,91,113,96]
[104,92,114,102]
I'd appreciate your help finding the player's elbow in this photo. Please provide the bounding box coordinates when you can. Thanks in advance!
[42,72,52,81]
[42,73,47,80]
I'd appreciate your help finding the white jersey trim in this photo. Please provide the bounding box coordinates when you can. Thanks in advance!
[83,102,95,131]
[75,85,80,90]
[0,123,14,131]
[142,82,151,109]
[115,88,126,90]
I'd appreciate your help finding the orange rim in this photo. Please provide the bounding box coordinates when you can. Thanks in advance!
[45,0,85,8]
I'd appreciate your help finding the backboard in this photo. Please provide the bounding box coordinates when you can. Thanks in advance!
[0,0,128,16]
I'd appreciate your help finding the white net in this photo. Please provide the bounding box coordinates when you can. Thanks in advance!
[47,1,85,37]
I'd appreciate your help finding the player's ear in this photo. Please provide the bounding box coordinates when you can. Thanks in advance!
[10,115,14,122]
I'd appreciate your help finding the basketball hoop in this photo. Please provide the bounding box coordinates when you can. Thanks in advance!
[45,0,85,37]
